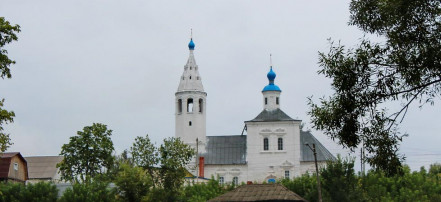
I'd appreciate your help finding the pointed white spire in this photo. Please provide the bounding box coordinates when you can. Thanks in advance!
[177,37,204,92]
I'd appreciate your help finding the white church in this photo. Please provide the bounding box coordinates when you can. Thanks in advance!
[175,38,335,185]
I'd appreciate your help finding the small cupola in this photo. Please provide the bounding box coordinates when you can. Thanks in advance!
[262,67,281,92]
[262,65,282,111]
[188,38,195,50]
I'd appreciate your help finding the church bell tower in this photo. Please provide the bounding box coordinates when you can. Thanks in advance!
[175,37,207,153]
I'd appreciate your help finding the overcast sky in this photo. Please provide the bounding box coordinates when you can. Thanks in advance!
[1,0,440,171]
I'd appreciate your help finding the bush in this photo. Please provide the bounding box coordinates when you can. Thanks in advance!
[114,163,152,202]
[0,182,58,202]
[58,181,116,202]
[181,178,229,202]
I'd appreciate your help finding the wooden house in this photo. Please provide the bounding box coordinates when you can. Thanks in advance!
[0,152,28,183]
[25,156,63,183]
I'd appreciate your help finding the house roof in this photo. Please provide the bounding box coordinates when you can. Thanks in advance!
[203,131,334,165]
[25,156,63,180]
[0,152,28,179]
[246,109,300,122]
[208,184,307,202]
[300,131,335,162]
[204,135,247,165]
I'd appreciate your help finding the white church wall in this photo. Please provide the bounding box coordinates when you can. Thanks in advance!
[204,164,248,185]
[299,161,328,175]
[262,91,281,111]
[245,120,302,182]
[175,91,207,153]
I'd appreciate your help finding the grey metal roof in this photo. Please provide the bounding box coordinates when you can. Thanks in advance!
[300,131,336,162]
[25,156,63,180]
[246,108,300,122]
[204,135,247,165]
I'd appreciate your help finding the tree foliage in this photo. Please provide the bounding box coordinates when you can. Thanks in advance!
[308,0,441,175]
[114,163,152,202]
[0,99,14,152]
[181,178,233,202]
[128,135,194,201]
[158,137,195,200]
[130,135,158,186]
[319,156,361,201]
[0,182,58,202]
[57,123,115,183]
[0,17,20,79]
[281,159,441,202]
[0,17,20,153]
[58,180,116,202]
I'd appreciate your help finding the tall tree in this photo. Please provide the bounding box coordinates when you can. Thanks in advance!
[114,163,152,202]
[130,134,159,186]
[158,137,194,199]
[0,17,20,152]
[57,123,115,183]
[129,135,194,201]
[308,0,441,175]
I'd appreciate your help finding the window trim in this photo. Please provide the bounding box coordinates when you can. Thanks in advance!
[232,176,238,186]
[263,137,269,151]
[278,138,283,150]
[178,99,182,113]
[187,98,193,113]
[199,98,203,113]
[219,176,224,185]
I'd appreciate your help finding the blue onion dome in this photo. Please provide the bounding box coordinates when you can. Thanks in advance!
[188,38,195,50]
[267,67,276,81]
[262,66,281,92]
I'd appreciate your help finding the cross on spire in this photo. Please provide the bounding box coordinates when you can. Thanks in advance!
[270,54,273,67]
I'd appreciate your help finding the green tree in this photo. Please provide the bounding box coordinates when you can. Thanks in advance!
[308,0,441,175]
[114,163,152,202]
[0,182,58,202]
[107,149,133,181]
[0,17,20,152]
[130,135,159,186]
[280,173,318,202]
[129,136,194,201]
[57,123,115,183]
[182,178,231,202]
[320,156,361,202]
[58,180,116,202]
[158,137,195,201]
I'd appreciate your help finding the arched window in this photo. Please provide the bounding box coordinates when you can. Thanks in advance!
[263,138,269,151]
[178,99,182,113]
[278,138,283,150]
[265,97,268,105]
[187,98,193,112]
[189,121,192,126]
[219,176,224,185]
[276,97,279,105]
[189,75,192,80]
[232,177,238,186]
[199,99,203,113]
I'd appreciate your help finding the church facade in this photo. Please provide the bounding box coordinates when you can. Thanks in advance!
[175,38,335,184]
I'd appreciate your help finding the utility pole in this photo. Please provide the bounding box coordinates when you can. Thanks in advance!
[306,143,323,202]
[196,138,199,183]
[360,140,365,175]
